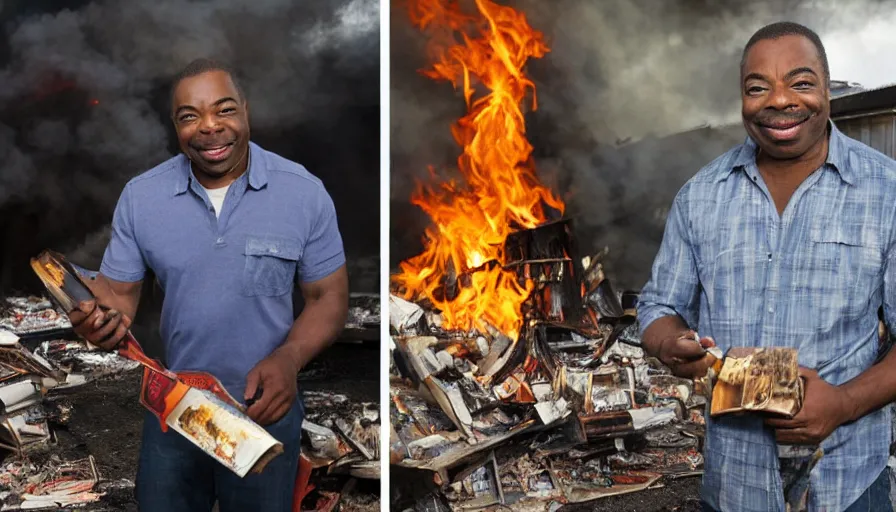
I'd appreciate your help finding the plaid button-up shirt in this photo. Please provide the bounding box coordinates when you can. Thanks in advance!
[638,122,896,511]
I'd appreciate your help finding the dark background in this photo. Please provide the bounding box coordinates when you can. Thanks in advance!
[0,0,380,358]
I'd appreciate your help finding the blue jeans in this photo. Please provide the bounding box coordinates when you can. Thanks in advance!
[135,400,303,512]
[700,468,892,512]
[843,469,893,512]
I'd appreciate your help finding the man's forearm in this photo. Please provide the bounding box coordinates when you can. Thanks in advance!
[276,295,348,371]
[840,343,896,422]
[92,274,141,319]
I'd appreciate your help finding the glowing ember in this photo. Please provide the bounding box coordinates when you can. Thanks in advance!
[43,262,65,288]
[393,0,564,340]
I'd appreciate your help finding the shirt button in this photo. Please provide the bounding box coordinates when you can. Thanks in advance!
[768,306,775,314]
[216,237,224,244]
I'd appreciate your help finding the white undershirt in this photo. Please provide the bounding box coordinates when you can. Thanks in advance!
[201,183,232,218]
[194,153,248,218]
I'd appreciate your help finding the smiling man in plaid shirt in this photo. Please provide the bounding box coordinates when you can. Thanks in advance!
[638,22,896,511]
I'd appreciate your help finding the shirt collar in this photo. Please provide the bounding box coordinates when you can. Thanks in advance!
[717,119,854,185]
[173,141,267,195]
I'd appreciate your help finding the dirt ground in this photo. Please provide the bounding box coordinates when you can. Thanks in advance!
[52,371,143,511]
[391,470,703,512]
[2,340,381,511]
[559,478,703,512]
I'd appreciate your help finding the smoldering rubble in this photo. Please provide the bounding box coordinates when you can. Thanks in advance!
[389,220,710,511]
[298,390,382,512]
[0,296,138,510]
[0,291,382,511]
[296,294,382,510]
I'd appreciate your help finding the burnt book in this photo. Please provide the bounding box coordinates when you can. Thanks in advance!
[446,451,505,509]
[548,454,662,503]
[302,419,354,467]
[0,296,72,339]
[0,403,52,454]
[333,415,380,462]
[0,377,44,416]
[33,339,140,388]
[584,278,624,319]
[0,330,66,387]
[710,347,803,418]
[578,404,680,442]
[423,369,500,439]
[389,295,425,335]
[394,336,451,384]
[503,219,585,326]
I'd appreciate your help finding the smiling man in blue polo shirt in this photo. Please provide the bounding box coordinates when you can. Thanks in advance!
[68,58,349,511]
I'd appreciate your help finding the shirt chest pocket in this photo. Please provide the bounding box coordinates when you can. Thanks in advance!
[242,236,303,297]
[803,225,882,321]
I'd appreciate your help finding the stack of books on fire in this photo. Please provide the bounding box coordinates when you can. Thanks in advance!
[388,247,715,509]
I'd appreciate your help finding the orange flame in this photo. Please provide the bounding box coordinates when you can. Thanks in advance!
[393,0,564,340]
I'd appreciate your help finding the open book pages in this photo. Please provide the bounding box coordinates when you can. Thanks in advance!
[710,347,803,419]
[166,387,284,478]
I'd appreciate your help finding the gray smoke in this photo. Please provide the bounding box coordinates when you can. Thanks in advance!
[0,0,379,294]
[390,0,892,288]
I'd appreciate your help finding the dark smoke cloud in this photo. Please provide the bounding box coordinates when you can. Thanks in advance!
[390,0,892,289]
[0,0,379,295]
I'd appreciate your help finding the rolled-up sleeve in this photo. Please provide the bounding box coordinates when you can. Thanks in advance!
[637,189,701,335]
[100,184,146,283]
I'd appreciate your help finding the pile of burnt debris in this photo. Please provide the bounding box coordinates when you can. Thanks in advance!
[389,220,705,511]
[299,391,381,511]
[0,296,138,510]
[298,294,382,509]
[344,293,381,342]
[0,293,382,511]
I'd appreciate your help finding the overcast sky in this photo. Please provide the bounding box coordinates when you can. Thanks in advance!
[824,8,896,88]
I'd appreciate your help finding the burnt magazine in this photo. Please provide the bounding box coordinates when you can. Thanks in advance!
[710,347,804,418]
[140,368,283,477]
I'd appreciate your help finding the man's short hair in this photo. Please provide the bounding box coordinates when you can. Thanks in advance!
[169,58,246,108]
[740,21,830,85]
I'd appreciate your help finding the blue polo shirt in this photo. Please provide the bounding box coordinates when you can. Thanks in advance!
[100,142,345,400]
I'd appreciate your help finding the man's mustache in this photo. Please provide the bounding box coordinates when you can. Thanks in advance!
[753,110,811,128]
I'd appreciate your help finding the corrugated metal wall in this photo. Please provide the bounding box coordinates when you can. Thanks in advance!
[834,112,896,159]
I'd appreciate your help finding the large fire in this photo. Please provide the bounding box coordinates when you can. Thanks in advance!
[393,0,564,340]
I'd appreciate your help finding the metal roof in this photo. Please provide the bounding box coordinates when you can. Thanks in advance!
[831,83,896,118]
[830,80,865,98]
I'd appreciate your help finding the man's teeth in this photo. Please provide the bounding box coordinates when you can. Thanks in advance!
[204,146,228,155]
